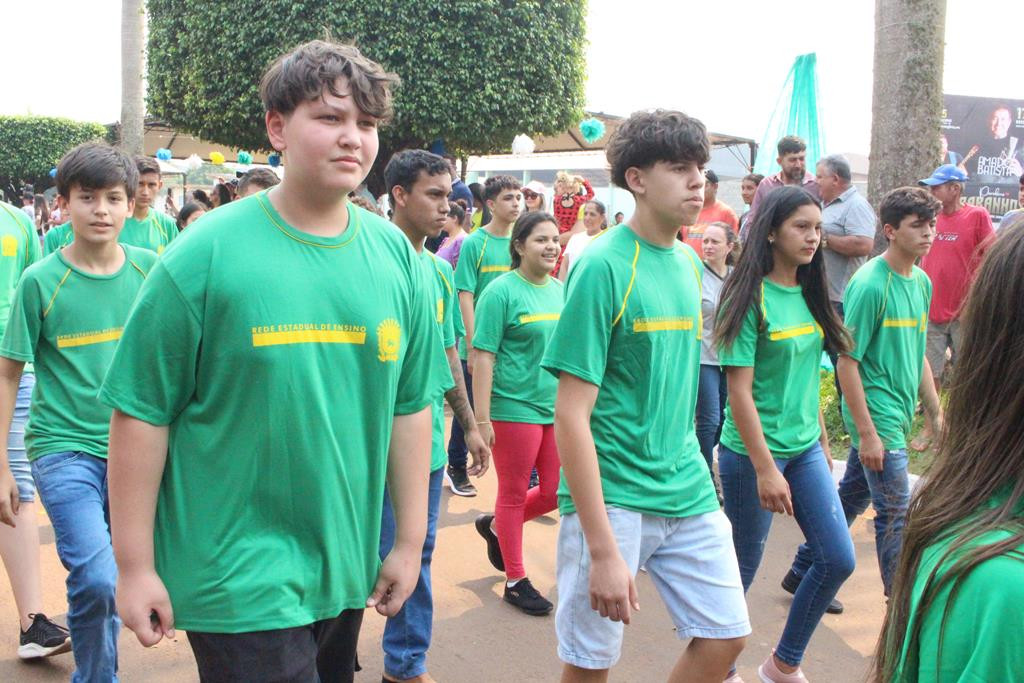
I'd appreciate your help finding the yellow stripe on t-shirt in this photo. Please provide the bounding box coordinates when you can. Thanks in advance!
[480,265,510,274]
[57,329,123,348]
[520,313,561,324]
[252,329,367,347]
[882,318,919,328]
[633,317,693,333]
[768,324,820,341]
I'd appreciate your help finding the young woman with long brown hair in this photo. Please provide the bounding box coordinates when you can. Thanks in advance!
[715,185,854,682]
[874,222,1024,682]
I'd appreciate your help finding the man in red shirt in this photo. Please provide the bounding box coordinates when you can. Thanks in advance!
[914,164,994,448]
[681,169,738,257]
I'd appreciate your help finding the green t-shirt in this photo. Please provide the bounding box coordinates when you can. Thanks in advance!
[0,246,156,460]
[840,257,932,450]
[120,208,177,254]
[0,202,43,331]
[541,225,718,518]
[43,222,73,255]
[718,278,824,458]
[891,496,1024,682]
[453,226,512,360]
[421,249,464,472]
[473,270,563,424]
[98,196,452,633]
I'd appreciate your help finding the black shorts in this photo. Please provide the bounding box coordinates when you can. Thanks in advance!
[186,608,363,683]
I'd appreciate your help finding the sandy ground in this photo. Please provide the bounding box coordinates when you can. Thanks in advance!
[0,446,887,682]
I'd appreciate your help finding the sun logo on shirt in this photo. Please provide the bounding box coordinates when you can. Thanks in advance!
[377,318,401,362]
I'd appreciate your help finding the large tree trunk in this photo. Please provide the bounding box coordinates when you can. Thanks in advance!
[868,0,946,254]
[120,0,145,155]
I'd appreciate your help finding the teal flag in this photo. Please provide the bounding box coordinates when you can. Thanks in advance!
[754,53,824,175]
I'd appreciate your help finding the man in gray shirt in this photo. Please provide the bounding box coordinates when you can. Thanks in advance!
[817,154,876,401]
[818,154,876,309]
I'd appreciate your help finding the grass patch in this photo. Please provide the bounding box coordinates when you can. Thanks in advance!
[820,370,937,476]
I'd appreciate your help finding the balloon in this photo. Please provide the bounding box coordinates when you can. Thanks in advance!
[156,148,172,161]
[268,153,281,167]
[237,151,252,165]
[49,167,58,178]
[210,151,226,165]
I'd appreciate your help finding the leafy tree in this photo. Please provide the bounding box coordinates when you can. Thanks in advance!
[0,116,108,201]
[146,0,587,193]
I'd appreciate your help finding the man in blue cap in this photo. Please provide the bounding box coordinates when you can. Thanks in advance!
[911,164,994,450]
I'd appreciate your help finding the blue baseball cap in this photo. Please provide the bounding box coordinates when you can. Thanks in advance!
[918,164,968,186]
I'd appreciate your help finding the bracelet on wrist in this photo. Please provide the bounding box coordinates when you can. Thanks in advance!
[476,420,490,425]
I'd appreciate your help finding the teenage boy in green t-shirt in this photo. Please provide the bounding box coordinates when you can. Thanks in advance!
[0,142,156,680]
[380,148,490,682]
[786,187,944,598]
[541,110,749,682]
[119,156,176,254]
[447,175,522,496]
[99,41,452,682]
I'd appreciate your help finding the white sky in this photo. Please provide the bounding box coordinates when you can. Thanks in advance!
[2,1,1021,156]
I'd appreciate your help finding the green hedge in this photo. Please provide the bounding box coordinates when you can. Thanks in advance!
[0,115,107,200]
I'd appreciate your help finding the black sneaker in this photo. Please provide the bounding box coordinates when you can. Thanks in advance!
[475,514,505,572]
[503,578,552,616]
[528,467,539,489]
[18,613,71,659]
[781,569,844,614]
[444,465,477,497]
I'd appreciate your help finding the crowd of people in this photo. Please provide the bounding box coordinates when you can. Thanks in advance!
[0,37,1022,683]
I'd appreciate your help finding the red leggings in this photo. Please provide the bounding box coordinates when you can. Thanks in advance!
[491,421,561,580]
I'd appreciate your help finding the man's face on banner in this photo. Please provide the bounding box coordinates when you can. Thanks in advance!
[989,107,1011,139]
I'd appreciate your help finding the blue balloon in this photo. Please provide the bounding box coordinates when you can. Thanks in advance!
[268,153,281,167]
[49,167,58,178]
[156,148,173,161]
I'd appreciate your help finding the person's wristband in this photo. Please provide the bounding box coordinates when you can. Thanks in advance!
[476,420,490,425]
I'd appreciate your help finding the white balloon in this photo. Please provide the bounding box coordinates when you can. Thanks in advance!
[511,134,535,156]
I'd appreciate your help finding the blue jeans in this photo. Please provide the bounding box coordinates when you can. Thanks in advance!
[719,442,855,667]
[8,373,35,502]
[789,446,909,596]
[696,364,727,474]
[378,467,443,679]
[31,451,119,682]
[445,359,472,470]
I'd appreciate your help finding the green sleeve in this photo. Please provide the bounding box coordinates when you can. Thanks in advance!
[454,235,479,294]
[841,278,882,362]
[717,303,759,367]
[26,222,42,266]
[43,225,63,256]
[98,261,201,425]
[394,252,455,415]
[440,280,456,350]
[920,552,1024,680]
[160,212,178,244]
[541,256,614,386]
[0,275,42,362]
[471,284,506,354]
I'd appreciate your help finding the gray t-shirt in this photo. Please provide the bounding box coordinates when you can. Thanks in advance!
[700,264,732,365]
[822,186,877,303]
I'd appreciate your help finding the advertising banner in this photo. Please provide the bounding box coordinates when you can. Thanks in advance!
[941,95,1024,219]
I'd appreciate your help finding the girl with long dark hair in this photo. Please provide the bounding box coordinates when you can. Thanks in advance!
[715,185,854,682]
[874,222,1024,681]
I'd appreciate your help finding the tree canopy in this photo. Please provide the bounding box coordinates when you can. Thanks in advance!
[147,0,588,191]
[0,116,108,200]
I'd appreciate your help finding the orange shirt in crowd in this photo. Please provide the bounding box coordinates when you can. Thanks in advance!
[681,200,738,257]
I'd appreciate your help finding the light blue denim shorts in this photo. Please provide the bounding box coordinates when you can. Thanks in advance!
[8,373,35,503]
[556,506,750,669]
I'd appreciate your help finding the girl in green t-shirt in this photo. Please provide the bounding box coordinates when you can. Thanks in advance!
[874,223,1024,683]
[471,212,564,617]
[714,186,854,681]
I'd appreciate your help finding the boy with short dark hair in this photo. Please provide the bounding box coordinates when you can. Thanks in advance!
[542,110,749,682]
[0,142,156,680]
[380,148,490,683]
[100,40,451,683]
[447,175,521,496]
[120,156,177,254]
[237,167,281,198]
[785,186,944,598]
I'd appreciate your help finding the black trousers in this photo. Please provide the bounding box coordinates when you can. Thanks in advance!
[186,608,363,683]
